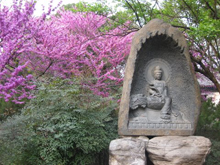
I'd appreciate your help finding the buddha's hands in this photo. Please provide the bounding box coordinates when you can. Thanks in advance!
[152,92,162,97]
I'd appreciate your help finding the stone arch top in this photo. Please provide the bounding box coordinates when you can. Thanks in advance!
[131,19,187,55]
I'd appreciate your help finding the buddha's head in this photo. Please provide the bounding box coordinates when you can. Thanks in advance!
[153,66,163,80]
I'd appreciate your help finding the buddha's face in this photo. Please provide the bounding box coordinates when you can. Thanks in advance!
[154,72,162,80]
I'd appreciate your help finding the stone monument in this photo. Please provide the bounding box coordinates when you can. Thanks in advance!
[109,19,211,165]
[118,19,201,136]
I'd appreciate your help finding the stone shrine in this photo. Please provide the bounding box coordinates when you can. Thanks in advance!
[118,19,201,136]
[110,19,211,165]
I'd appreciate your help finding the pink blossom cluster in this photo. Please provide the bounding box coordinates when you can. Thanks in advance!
[27,10,133,96]
[0,0,38,103]
[0,0,134,103]
[0,62,35,104]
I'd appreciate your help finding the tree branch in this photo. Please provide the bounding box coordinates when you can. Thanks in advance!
[204,0,219,19]
[37,61,53,78]
[124,0,142,27]
[137,0,147,23]
[182,0,199,24]
[172,24,191,30]
[191,54,220,93]
[149,0,157,20]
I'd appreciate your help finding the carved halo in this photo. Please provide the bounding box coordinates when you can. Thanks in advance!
[144,58,171,83]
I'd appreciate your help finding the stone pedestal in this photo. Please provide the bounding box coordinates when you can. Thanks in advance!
[109,136,211,165]
[109,137,149,165]
[147,136,212,165]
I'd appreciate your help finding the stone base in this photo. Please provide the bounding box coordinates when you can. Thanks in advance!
[109,136,149,165]
[109,136,211,165]
[147,136,211,165]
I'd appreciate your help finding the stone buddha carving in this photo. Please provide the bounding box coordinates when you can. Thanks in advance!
[130,66,172,122]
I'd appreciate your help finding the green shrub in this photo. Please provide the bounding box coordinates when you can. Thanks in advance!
[196,99,220,165]
[196,99,220,133]
[204,139,220,165]
[0,78,118,165]
[0,98,26,121]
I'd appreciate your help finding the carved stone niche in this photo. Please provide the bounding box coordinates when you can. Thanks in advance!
[118,19,201,136]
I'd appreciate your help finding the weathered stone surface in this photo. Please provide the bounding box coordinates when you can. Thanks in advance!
[147,136,211,165]
[118,19,201,136]
[109,137,149,165]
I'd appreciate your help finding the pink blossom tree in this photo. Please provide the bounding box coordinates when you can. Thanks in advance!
[30,10,133,96]
[0,0,134,103]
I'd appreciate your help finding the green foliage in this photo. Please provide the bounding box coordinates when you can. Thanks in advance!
[0,78,118,165]
[204,139,220,165]
[197,99,220,132]
[64,1,111,16]
[0,114,40,164]
[114,0,155,27]
[156,0,187,27]
[189,19,220,40]
[0,99,25,121]
[196,100,220,165]
[163,0,220,41]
